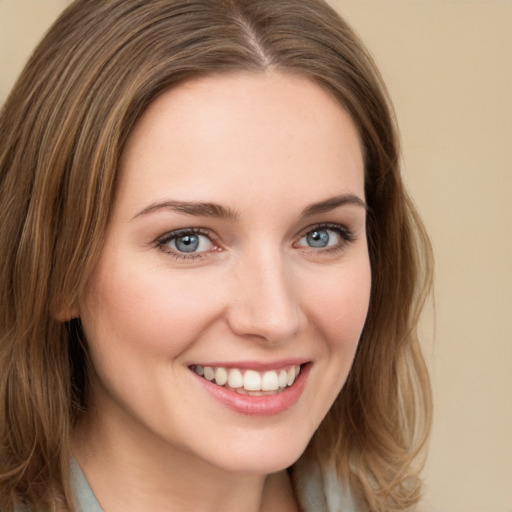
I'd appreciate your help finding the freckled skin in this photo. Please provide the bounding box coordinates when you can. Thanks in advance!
[75,71,371,512]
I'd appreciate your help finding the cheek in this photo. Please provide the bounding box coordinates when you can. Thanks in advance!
[80,257,224,362]
[304,259,371,351]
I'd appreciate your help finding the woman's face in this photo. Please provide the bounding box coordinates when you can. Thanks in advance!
[78,71,371,474]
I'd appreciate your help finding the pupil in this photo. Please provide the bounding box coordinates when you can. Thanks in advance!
[176,234,199,252]
[307,230,329,248]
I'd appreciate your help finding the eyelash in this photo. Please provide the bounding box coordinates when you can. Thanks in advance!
[155,223,356,261]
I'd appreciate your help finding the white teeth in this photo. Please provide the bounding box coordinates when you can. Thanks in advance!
[286,367,296,386]
[204,366,215,381]
[214,367,228,386]
[228,368,243,388]
[261,370,279,391]
[193,364,303,392]
[278,369,288,389]
[243,370,261,391]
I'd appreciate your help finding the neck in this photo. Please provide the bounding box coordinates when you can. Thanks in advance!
[72,408,298,512]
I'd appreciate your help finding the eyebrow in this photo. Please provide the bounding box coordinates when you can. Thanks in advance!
[131,193,366,221]
[132,200,238,221]
[300,194,367,217]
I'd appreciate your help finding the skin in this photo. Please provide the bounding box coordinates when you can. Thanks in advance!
[73,71,371,512]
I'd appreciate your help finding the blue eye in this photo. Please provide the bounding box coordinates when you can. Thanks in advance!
[159,230,214,255]
[305,229,331,248]
[297,225,353,251]
[174,234,200,252]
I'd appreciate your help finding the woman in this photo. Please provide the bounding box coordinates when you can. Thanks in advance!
[0,1,433,511]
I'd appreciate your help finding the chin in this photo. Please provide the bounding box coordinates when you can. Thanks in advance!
[199,429,312,476]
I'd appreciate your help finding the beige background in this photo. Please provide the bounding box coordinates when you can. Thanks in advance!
[1,1,511,511]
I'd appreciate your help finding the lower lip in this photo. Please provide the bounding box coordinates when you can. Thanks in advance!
[193,364,311,416]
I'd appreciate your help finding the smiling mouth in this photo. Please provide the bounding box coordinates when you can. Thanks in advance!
[190,364,301,396]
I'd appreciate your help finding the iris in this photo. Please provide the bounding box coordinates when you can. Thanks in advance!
[306,229,330,248]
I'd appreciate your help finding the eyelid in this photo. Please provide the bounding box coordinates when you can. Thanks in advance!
[295,222,355,242]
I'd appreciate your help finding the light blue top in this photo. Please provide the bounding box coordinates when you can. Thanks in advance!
[70,459,103,512]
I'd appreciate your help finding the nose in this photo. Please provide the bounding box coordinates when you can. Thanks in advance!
[226,249,306,344]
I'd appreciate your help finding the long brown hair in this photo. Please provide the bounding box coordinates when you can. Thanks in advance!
[0,1,432,510]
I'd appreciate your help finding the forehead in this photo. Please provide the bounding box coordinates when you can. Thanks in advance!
[116,71,365,217]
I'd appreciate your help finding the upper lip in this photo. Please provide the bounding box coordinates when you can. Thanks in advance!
[189,358,310,372]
